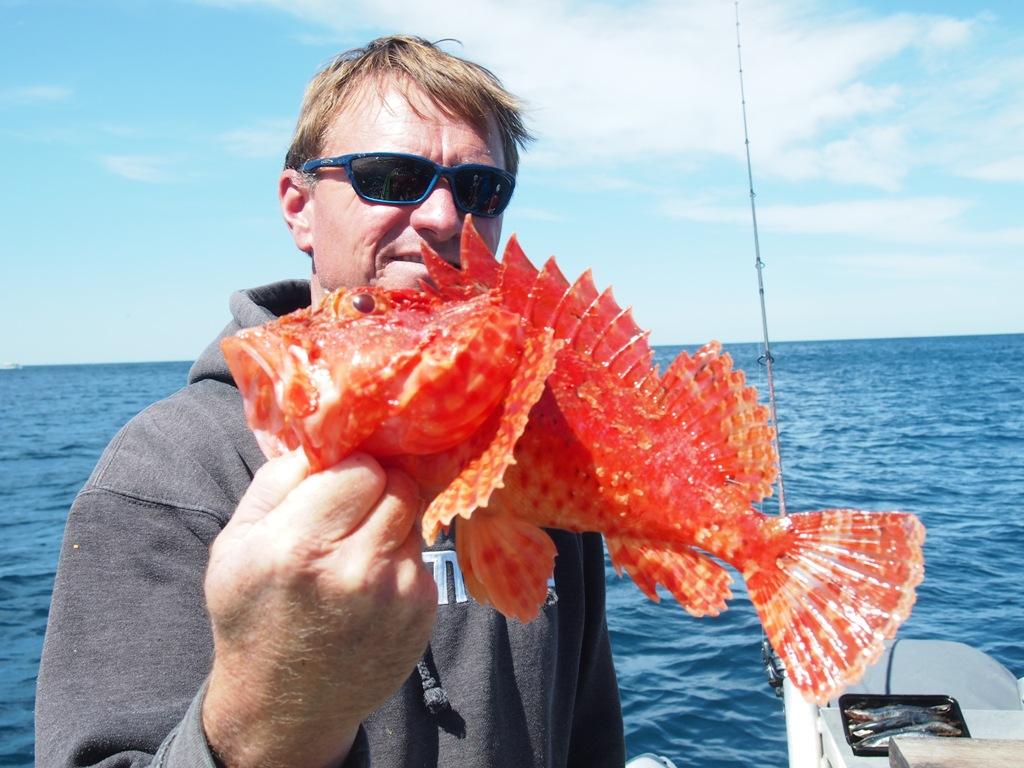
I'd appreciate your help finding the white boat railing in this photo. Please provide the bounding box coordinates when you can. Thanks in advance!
[783,678,822,768]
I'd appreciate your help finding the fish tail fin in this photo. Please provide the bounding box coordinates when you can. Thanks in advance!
[745,509,925,704]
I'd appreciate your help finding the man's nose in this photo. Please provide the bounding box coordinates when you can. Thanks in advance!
[410,179,461,247]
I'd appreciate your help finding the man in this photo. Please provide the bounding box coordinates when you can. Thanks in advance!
[36,36,625,767]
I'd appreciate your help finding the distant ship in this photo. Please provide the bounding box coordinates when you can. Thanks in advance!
[0,362,21,370]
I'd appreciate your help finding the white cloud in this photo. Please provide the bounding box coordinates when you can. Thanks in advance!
[100,155,173,182]
[759,198,969,243]
[662,195,1024,247]
[920,17,975,49]
[660,197,747,226]
[221,118,293,159]
[831,251,988,281]
[0,85,72,104]
[192,0,1019,201]
[962,156,1024,182]
[768,125,909,189]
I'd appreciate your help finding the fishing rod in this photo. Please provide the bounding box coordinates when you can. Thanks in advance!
[734,4,806,732]
[734,0,786,517]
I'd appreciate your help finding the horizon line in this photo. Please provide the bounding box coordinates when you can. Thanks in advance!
[6,330,1021,368]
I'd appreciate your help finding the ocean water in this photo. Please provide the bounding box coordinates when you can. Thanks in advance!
[2,335,1022,767]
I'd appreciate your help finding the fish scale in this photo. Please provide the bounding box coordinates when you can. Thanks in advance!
[222,218,925,704]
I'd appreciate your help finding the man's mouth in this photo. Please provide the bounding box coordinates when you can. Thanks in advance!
[374,258,432,290]
[385,253,425,267]
[382,250,460,273]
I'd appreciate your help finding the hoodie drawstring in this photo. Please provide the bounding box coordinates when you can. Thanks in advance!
[416,651,451,715]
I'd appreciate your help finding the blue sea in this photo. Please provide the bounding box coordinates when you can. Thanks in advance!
[2,334,1022,767]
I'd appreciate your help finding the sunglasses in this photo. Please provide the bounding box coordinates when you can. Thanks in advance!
[300,152,515,217]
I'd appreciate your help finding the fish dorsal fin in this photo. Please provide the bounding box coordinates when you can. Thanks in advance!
[462,220,660,393]
[659,342,778,502]
[526,257,571,329]
[495,235,538,316]
[562,284,659,393]
[420,242,474,298]
[550,268,597,339]
[459,221,502,288]
[431,221,656,389]
[420,219,501,298]
[436,224,775,496]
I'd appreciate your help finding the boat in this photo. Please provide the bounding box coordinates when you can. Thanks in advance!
[776,639,1024,766]
[624,643,1022,767]
[626,755,678,768]
[0,362,21,370]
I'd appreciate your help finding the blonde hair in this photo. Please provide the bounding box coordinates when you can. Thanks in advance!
[284,35,532,175]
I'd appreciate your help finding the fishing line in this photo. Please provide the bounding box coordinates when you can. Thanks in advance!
[734,0,786,517]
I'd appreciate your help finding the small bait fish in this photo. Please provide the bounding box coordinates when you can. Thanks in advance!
[856,720,963,748]
[846,703,954,733]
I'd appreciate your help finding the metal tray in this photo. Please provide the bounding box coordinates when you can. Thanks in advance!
[837,693,971,757]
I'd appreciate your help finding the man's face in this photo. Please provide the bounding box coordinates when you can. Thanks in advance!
[280,81,507,305]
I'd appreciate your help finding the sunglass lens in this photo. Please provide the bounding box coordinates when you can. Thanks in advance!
[349,156,434,202]
[453,169,513,216]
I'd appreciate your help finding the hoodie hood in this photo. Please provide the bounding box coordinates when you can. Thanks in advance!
[188,279,311,386]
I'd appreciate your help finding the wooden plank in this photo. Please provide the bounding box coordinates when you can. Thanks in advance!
[888,737,1024,768]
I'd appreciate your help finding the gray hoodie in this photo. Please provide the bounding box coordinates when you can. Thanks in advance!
[35,281,625,768]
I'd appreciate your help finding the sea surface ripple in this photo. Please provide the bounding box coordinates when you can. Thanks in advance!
[2,335,1022,766]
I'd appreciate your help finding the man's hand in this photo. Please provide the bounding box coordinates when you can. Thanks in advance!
[201,451,438,768]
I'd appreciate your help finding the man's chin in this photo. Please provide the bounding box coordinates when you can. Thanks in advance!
[375,260,432,291]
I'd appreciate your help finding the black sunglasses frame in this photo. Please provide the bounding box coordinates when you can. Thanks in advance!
[299,152,515,218]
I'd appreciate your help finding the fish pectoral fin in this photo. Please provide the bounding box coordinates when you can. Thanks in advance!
[605,537,733,617]
[421,328,560,542]
[454,512,556,623]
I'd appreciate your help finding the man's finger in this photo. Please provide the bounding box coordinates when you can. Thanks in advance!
[264,452,388,544]
[230,450,310,528]
[345,467,423,555]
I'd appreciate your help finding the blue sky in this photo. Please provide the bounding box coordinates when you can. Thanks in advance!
[2,0,1021,365]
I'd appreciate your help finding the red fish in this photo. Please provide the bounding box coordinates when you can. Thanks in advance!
[222,221,925,704]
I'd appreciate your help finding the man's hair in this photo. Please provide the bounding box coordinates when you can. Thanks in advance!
[284,35,532,175]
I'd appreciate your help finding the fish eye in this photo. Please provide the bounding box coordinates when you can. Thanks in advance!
[351,292,376,314]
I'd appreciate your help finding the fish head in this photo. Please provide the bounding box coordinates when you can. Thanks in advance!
[223,285,526,468]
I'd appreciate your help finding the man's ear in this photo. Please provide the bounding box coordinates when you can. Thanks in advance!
[280,169,314,255]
